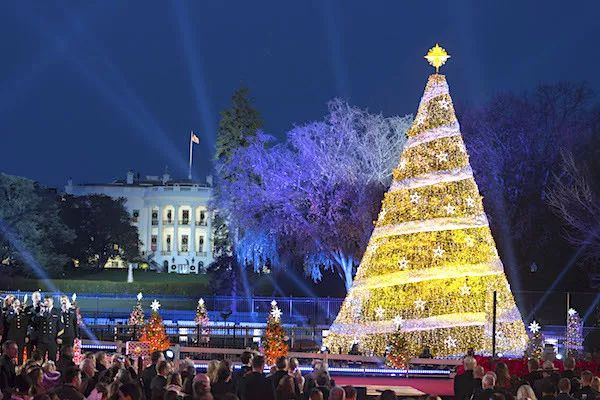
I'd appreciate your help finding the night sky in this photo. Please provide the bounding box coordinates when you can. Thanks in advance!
[1,1,599,188]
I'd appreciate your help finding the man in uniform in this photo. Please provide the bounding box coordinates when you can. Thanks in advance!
[5,299,29,365]
[58,295,79,348]
[35,297,62,362]
[25,291,43,358]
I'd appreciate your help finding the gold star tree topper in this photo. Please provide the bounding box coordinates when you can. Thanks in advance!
[425,43,450,73]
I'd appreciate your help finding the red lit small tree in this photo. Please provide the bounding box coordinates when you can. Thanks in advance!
[263,300,288,365]
[140,299,170,352]
[129,292,145,339]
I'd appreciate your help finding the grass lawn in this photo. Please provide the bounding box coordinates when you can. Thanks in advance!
[0,269,212,296]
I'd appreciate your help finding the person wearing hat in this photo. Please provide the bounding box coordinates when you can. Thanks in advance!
[80,357,98,397]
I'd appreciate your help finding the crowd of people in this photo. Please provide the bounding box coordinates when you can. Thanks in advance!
[454,356,600,400]
[0,342,419,400]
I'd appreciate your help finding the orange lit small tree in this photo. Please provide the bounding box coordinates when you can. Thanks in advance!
[263,300,288,365]
[140,299,170,352]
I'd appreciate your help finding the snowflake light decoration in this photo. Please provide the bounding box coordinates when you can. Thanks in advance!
[393,315,404,329]
[150,300,161,312]
[465,197,475,208]
[436,152,449,163]
[398,258,409,270]
[270,300,282,321]
[444,203,455,215]
[137,292,143,302]
[439,99,450,109]
[198,298,205,306]
[465,236,475,247]
[444,336,457,348]
[433,246,445,258]
[414,299,426,311]
[528,321,541,334]
[568,308,577,316]
[410,192,421,204]
[460,283,471,296]
[375,306,385,320]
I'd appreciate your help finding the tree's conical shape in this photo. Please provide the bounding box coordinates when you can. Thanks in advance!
[325,74,528,357]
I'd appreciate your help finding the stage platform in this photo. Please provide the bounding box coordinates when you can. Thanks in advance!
[331,376,453,397]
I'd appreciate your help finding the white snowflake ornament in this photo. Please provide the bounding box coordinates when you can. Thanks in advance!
[410,192,421,204]
[398,258,409,270]
[414,299,426,311]
[528,321,541,334]
[433,246,445,258]
[444,203,455,215]
[375,306,385,320]
[465,197,476,208]
[393,315,404,329]
[445,336,457,348]
[460,283,471,296]
[436,152,449,163]
[439,99,450,110]
[150,300,161,312]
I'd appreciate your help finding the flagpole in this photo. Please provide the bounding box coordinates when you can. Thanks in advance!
[188,131,193,180]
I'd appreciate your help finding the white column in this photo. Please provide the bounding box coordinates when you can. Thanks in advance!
[173,205,179,256]
[190,207,196,255]
[145,208,152,255]
[206,210,213,263]
[157,206,163,254]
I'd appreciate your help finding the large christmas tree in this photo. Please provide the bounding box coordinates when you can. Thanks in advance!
[325,44,528,357]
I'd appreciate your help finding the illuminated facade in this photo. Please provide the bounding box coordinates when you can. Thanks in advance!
[325,70,528,357]
[65,171,214,274]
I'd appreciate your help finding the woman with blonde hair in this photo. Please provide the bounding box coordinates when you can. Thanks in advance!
[207,360,220,384]
[516,384,537,400]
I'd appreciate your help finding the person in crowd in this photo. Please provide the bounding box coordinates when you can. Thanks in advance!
[51,366,85,400]
[0,340,18,398]
[34,298,61,363]
[476,373,497,400]
[58,296,79,348]
[233,351,253,388]
[166,371,184,397]
[150,360,170,400]
[495,362,516,399]
[314,374,331,400]
[193,375,213,400]
[27,367,45,397]
[571,369,597,400]
[117,382,141,400]
[207,360,220,385]
[540,379,557,400]
[269,357,289,389]
[212,362,235,400]
[517,385,537,400]
[557,378,575,400]
[275,375,297,400]
[591,378,600,395]
[142,351,165,400]
[86,382,108,400]
[525,360,543,387]
[236,355,274,400]
[25,292,43,359]
[288,358,303,396]
[309,389,323,400]
[11,374,33,400]
[342,386,356,400]
[41,361,60,392]
[472,366,486,399]
[329,386,345,400]
[561,358,580,394]
[56,344,76,375]
[455,356,477,400]
[378,390,397,400]
[5,299,29,365]
[95,352,110,375]
[303,360,326,396]
[80,357,97,397]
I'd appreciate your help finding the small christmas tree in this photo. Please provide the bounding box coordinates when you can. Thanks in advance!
[263,300,288,365]
[565,308,583,357]
[140,300,170,352]
[525,320,544,359]
[128,293,145,339]
[386,328,410,369]
[195,298,210,343]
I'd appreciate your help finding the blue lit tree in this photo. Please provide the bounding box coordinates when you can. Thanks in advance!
[216,99,411,290]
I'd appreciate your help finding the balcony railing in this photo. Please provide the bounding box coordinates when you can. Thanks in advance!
[151,220,158,226]
[179,219,190,225]
[178,251,189,256]
[163,219,174,225]
[195,220,208,226]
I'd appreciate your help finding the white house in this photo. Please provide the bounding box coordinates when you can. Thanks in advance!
[65,171,214,274]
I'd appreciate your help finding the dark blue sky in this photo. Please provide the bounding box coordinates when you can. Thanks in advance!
[1,1,599,188]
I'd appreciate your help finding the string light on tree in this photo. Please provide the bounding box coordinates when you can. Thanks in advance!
[438,99,450,109]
